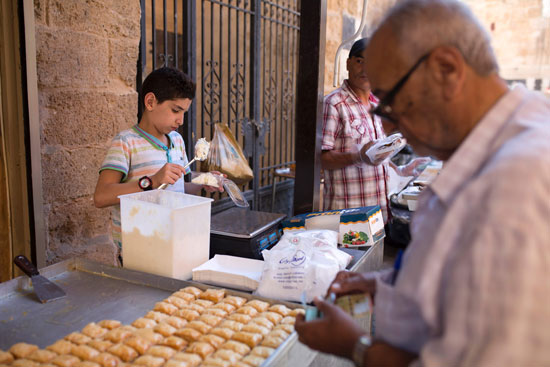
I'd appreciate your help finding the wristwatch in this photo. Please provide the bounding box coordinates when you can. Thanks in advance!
[138,176,153,191]
[352,335,371,367]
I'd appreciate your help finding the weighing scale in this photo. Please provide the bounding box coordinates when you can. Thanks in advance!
[210,207,286,260]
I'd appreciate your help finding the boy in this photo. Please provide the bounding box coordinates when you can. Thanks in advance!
[94,67,222,261]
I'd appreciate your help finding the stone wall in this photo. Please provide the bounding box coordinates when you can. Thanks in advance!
[463,0,550,89]
[34,0,141,265]
[325,0,550,95]
[324,0,397,93]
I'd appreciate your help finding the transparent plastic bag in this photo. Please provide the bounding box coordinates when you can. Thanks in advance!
[192,172,249,207]
[255,230,351,303]
[201,123,253,185]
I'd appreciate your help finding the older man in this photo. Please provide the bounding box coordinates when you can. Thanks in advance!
[296,1,550,366]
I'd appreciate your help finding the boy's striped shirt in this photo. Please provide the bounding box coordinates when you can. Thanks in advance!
[100,124,190,248]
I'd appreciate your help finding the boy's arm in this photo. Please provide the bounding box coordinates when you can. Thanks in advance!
[93,170,142,208]
[94,164,193,207]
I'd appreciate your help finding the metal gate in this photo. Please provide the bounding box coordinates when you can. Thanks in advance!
[138,0,300,211]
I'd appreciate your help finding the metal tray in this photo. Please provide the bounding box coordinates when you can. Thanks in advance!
[0,258,316,367]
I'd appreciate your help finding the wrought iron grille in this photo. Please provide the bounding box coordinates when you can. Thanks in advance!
[138,0,300,210]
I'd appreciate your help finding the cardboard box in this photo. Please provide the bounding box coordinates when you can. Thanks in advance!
[282,206,385,247]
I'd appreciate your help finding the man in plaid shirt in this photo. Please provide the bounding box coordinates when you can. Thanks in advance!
[321,38,427,221]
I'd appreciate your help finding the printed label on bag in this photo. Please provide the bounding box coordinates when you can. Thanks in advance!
[272,251,306,291]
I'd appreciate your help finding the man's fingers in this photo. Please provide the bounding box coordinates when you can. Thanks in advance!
[327,271,355,296]
[294,312,312,345]
[294,313,306,333]
[334,270,353,281]
[333,275,376,296]
[313,298,338,317]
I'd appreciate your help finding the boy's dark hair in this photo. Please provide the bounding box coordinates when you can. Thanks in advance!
[140,67,196,108]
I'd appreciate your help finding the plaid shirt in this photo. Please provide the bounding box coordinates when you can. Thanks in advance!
[322,80,389,221]
[375,85,550,366]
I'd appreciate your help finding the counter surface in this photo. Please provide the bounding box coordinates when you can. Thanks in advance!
[0,239,384,367]
[0,258,313,366]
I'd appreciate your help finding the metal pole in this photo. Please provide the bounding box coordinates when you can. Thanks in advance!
[292,0,326,214]
[137,0,147,119]
[181,0,196,161]
[250,0,262,210]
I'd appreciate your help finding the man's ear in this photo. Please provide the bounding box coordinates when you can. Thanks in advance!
[346,57,352,73]
[428,46,465,100]
[144,92,157,111]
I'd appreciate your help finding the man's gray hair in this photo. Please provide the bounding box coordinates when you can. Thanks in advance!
[379,0,499,75]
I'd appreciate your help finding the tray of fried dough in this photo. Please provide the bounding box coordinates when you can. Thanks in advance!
[0,258,315,367]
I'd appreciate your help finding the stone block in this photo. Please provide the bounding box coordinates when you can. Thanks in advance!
[79,238,118,266]
[41,146,108,202]
[325,40,341,60]
[34,0,47,25]
[48,0,140,39]
[109,39,140,88]
[44,198,117,266]
[113,96,139,134]
[329,0,346,11]
[527,6,542,18]
[40,89,137,147]
[346,1,362,17]
[106,0,141,24]
[36,26,110,88]
[326,11,343,41]
[45,198,110,241]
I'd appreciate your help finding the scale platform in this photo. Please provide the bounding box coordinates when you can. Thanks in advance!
[210,207,286,260]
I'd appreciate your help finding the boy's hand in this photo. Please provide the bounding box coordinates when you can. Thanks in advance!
[152,163,186,188]
[202,171,226,193]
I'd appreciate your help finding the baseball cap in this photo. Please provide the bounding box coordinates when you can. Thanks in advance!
[349,38,369,58]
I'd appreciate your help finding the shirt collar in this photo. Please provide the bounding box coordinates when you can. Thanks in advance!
[342,79,379,105]
[133,124,174,151]
[342,79,363,105]
[430,84,528,205]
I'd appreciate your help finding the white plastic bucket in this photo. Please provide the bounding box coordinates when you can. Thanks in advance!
[119,190,213,280]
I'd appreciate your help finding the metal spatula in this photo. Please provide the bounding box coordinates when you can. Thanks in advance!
[14,255,66,303]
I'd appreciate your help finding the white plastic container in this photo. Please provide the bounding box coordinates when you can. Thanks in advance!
[119,190,213,280]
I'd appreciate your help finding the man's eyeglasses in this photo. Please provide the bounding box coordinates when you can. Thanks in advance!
[372,53,430,123]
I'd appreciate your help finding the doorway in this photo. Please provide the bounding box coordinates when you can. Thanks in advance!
[0,73,11,282]
[0,0,33,281]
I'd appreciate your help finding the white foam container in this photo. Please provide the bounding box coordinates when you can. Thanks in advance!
[119,190,213,280]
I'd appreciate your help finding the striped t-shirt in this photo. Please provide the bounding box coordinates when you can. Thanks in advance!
[100,124,191,248]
